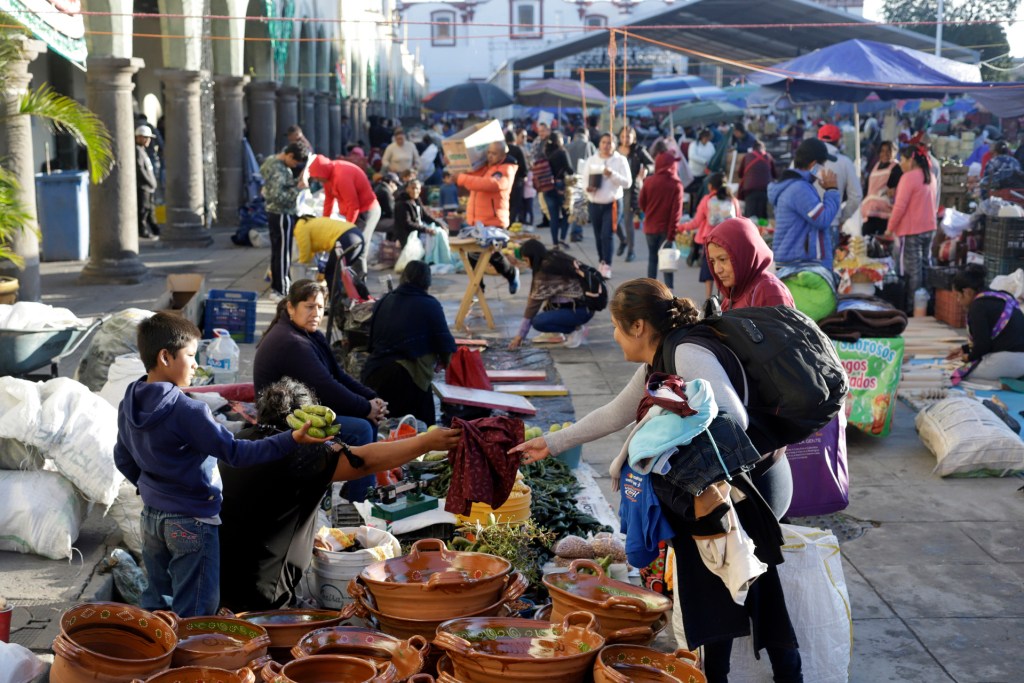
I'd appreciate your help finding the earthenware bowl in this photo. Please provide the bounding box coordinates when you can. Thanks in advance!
[260,654,394,683]
[433,611,605,683]
[532,603,668,646]
[359,539,513,620]
[51,602,178,683]
[132,666,256,683]
[168,614,271,669]
[230,604,357,650]
[593,644,705,683]
[291,626,429,681]
[543,559,671,637]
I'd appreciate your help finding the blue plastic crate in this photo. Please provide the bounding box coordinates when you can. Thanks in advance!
[204,289,257,343]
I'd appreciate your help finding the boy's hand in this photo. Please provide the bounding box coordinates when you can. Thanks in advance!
[292,421,332,445]
[420,427,462,452]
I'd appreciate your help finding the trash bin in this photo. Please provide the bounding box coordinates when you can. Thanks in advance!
[35,170,89,262]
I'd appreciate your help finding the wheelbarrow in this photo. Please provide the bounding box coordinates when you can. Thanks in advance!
[0,315,109,379]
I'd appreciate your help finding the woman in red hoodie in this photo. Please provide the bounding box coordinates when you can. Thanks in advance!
[639,150,684,290]
[705,217,794,312]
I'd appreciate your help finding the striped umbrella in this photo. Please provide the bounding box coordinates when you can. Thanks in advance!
[516,78,609,108]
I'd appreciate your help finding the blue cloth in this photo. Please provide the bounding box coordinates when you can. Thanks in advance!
[965,143,989,168]
[767,169,841,270]
[618,463,675,568]
[532,306,593,334]
[631,379,718,474]
[115,380,296,518]
[140,505,221,618]
[440,182,459,209]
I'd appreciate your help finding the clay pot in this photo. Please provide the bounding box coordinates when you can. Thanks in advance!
[359,539,512,620]
[51,602,178,683]
[433,611,605,683]
[260,654,395,682]
[230,603,358,650]
[435,656,463,683]
[543,559,671,638]
[132,666,256,683]
[532,603,668,646]
[593,645,705,683]
[170,614,271,669]
[291,626,428,681]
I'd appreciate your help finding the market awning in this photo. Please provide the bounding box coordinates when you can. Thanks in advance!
[0,0,87,69]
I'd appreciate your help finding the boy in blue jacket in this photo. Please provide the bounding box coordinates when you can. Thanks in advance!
[114,312,326,617]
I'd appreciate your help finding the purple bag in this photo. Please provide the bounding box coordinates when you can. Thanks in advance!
[784,410,849,517]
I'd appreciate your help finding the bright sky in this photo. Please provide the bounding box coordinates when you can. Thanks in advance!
[861,0,1024,58]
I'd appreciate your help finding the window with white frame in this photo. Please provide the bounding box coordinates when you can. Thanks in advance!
[431,10,456,46]
[584,14,607,28]
[510,0,542,39]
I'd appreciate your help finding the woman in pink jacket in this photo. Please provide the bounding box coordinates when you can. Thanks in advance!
[679,173,740,301]
[886,144,937,313]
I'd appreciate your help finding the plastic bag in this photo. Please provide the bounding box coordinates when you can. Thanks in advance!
[658,242,680,272]
[0,470,85,560]
[0,641,48,683]
[729,525,852,683]
[98,353,146,408]
[785,411,849,517]
[395,230,425,274]
[206,329,241,384]
[106,480,144,555]
[445,347,493,390]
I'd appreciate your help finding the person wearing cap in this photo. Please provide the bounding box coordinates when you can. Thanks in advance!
[135,125,159,239]
[767,138,841,270]
[815,124,862,241]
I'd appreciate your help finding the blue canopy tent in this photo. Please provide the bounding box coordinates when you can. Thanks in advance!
[623,75,728,113]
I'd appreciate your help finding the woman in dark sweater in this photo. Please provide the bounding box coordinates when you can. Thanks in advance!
[393,179,444,247]
[361,261,456,425]
[948,264,1024,384]
[253,279,388,500]
[543,131,573,247]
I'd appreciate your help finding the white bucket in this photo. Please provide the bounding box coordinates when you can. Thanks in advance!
[310,526,401,610]
[312,555,364,609]
[658,242,681,272]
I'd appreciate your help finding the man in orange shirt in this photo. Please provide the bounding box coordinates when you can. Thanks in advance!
[307,154,381,277]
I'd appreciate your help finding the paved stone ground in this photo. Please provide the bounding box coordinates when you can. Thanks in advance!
[2,226,1022,681]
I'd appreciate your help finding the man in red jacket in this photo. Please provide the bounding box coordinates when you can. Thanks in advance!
[307,154,381,277]
[639,151,684,289]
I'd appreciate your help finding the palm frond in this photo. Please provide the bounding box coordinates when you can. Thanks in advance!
[18,85,114,183]
[0,166,34,267]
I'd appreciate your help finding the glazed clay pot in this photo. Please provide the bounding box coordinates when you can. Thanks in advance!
[260,654,395,682]
[170,614,271,669]
[593,645,705,683]
[532,603,668,646]
[543,559,671,638]
[51,602,178,683]
[433,611,605,683]
[359,540,513,620]
[230,603,358,650]
[132,666,256,683]
[291,626,428,681]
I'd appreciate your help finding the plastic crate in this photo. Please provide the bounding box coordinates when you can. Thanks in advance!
[985,217,1024,263]
[926,266,958,290]
[934,289,966,328]
[985,254,1024,284]
[203,289,257,343]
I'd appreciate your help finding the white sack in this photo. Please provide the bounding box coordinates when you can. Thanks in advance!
[0,470,86,560]
[105,480,144,555]
[76,308,152,391]
[0,301,87,330]
[98,354,146,408]
[0,641,48,683]
[916,396,1024,477]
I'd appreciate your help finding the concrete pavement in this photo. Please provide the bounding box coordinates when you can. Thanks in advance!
[2,226,1022,681]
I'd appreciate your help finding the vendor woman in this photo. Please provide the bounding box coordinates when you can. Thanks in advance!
[947,264,1024,384]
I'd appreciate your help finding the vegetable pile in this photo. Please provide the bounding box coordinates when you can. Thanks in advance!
[521,458,612,537]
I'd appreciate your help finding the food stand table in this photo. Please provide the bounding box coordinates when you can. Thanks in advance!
[449,237,500,331]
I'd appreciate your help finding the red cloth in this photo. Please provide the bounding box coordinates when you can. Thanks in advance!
[737,150,776,198]
[704,217,795,312]
[307,154,378,222]
[444,416,524,516]
[445,347,493,390]
[636,373,698,422]
[456,157,516,227]
[640,152,684,239]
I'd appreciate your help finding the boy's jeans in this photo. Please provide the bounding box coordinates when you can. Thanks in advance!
[141,506,220,617]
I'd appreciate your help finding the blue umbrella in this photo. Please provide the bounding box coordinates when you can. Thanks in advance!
[624,75,727,110]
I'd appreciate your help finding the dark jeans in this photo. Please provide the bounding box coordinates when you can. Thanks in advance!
[544,190,568,244]
[510,179,526,224]
[467,251,517,282]
[749,450,794,520]
[532,306,593,334]
[590,200,619,265]
[743,189,769,221]
[704,640,803,683]
[138,191,158,237]
[618,201,637,253]
[646,233,674,290]
[141,506,220,617]
[268,212,295,296]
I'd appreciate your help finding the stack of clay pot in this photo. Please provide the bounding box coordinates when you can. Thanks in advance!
[592,644,705,683]
[291,626,431,681]
[229,604,357,662]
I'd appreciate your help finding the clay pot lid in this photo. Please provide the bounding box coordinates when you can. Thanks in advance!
[434,611,605,661]
[360,539,511,587]
[543,559,671,614]
[234,609,344,627]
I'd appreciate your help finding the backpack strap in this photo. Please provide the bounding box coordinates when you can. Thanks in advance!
[658,325,748,405]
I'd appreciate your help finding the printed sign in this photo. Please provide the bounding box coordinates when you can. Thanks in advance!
[833,337,904,437]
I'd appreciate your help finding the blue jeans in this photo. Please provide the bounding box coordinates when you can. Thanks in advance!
[141,506,220,617]
[336,415,376,502]
[532,306,593,334]
[646,233,674,290]
[544,190,568,244]
[590,200,620,265]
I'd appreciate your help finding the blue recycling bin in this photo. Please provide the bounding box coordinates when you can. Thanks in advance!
[35,170,89,262]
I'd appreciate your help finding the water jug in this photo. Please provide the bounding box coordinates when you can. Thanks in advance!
[206,329,240,384]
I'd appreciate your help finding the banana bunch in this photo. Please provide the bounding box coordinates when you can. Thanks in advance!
[285,404,341,438]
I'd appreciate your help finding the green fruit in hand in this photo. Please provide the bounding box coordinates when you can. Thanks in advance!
[286,414,305,431]
[427,425,439,432]
[301,405,328,416]
[308,427,327,438]
[324,408,336,424]
[325,424,341,436]
[294,409,326,428]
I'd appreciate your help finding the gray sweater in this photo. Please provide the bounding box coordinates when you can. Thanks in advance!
[544,346,748,473]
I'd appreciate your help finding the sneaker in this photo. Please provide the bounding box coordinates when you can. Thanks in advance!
[616,242,627,257]
[626,251,636,262]
[508,267,520,295]
[265,291,285,304]
[564,326,587,349]
[570,233,584,243]
[599,263,612,279]
[532,332,567,344]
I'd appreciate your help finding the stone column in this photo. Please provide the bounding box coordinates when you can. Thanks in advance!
[358,100,368,143]
[328,96,342,157]
[80,56,148,284]
[245,80,278,159]
[276,85,300,151]
[315,92,331,158]
[213,74,249,227]
[300,90,316,150]
[159,69,210,247]
[0,38,45,301]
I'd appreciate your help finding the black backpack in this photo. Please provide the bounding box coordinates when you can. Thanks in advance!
[574,260,608,312]
[662,299,848,453]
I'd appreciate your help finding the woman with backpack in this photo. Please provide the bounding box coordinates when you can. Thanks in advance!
[680,172,741,301]
[508,239,593,350]
[705,217,794,312]
[512,278,802,682]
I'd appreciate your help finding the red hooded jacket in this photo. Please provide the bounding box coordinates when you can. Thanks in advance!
[705,217,794,312]
[639,151,684,239]
[307,155,378,222]
[457,155,517,227]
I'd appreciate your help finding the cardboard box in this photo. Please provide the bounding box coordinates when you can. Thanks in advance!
[155,273,206,326]
[442,119,505,173]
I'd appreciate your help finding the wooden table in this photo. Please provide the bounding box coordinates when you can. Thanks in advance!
[449,237,499,331]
